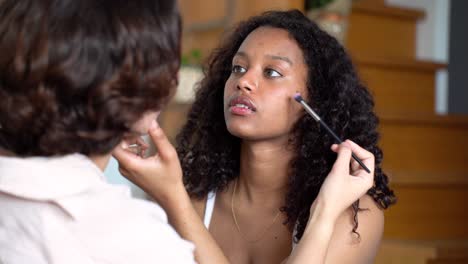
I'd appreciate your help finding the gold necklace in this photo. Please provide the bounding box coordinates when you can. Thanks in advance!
[231,178,282,243]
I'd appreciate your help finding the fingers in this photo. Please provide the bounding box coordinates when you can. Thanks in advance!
[136,137,149,149]
[331,141,375,172]
[350,158,361,173]
[331,144,339,152]
[147,120,178,162]
[330,142,352,174]
[118,133,149,157]
[331,140,371,158]
[112,141,143,172]
[113,120,177,173]
[136,137,149,157]
[345,140,373,160]
[345,140,375,174]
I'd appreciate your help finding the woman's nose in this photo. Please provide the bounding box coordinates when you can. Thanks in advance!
[236,70,258,93]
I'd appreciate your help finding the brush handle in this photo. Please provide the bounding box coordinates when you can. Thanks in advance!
[318,119,343,144]
[295,97,371,173]
[318,120,371,174]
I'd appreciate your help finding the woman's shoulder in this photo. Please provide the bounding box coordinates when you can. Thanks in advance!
[336,194,384,240]
[324,194,384,263]
[357,194,385,229]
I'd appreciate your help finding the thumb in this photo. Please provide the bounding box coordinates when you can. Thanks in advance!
[147,120,177,162]
[330,143,352,175]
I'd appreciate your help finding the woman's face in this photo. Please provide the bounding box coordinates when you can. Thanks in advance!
[223,26,308,142]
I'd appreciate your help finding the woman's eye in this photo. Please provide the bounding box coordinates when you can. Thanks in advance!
[265,68,282,78]
[232,65,246,74]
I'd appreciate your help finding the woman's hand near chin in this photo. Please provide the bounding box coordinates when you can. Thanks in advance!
[113,120,231,264]
[112,120,188,208]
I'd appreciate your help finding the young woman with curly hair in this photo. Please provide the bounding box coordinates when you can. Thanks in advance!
[115,9,396,264]
[0,0,196,263]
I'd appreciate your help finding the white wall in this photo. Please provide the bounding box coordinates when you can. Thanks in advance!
[104,157,147,199]
[386,0,451,114]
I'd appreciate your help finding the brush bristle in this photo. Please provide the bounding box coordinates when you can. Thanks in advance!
[293,92,303,103]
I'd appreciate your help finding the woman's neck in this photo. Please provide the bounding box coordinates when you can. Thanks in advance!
[237,139,294,205]
[89,153,112,171]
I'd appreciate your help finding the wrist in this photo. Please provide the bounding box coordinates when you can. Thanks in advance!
[148,181,189,210]
[308,197,339,228]
[303,207,335,241]
[295,199,335,260]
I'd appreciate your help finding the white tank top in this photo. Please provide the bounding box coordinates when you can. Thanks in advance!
[203,191,217,228]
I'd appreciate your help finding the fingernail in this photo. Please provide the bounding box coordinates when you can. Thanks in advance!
[121,141,129,149]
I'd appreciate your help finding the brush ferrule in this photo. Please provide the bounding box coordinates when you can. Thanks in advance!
[299,101,321,121]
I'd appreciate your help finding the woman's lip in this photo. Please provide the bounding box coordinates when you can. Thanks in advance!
[229,105,254,116]
[228,95,257,111]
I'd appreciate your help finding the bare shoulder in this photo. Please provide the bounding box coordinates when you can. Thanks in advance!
[191,195,207,220]
[325,195,384,264]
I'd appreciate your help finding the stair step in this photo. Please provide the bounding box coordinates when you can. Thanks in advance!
[427,260,468,264]
[384,184,468,240]
[347,2,424,60]
[376,240,468,264]
[437,246,468,259]
[379,113,468,185]
[376,240,436,264]
[353,1,425,20]
[378,113,468,240]
[355,56,445,72]
[354,57,445,115]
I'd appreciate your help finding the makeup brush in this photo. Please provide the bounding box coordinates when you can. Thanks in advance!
[293,92,371,173]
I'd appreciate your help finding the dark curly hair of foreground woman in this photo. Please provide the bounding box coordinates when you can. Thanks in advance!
[176,10,396,242]
[0,0,180,157]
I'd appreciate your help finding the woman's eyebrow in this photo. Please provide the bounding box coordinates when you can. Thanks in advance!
[234,51,293,66]
[234,51,248,59]
[266,54,293,66]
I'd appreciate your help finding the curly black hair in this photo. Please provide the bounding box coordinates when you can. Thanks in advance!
[0,0,180,156]
[176,10,396,242]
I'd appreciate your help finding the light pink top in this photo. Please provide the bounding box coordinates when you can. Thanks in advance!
[0,154,196,264]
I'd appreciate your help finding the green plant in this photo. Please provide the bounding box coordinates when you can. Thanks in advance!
[181,49,202,66]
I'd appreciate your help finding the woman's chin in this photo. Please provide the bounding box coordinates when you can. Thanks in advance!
[226,126,262,141]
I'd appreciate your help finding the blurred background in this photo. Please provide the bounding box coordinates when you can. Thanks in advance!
[106,0,468,262]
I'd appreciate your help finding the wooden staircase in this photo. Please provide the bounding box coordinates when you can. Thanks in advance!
[346,1,468,263]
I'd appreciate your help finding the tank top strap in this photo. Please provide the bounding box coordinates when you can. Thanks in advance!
[203,190,216,228]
